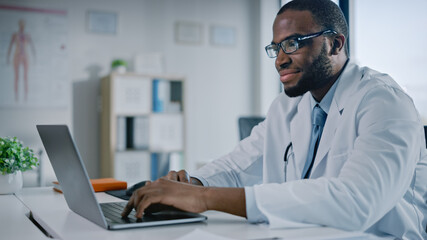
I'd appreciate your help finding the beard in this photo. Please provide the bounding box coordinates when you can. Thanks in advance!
[284,43,333,98]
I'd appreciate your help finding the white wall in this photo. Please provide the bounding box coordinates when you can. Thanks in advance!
[0,0,280,182]
[351,0,427,122]
[142,0,257,170]
[260,0,281,114]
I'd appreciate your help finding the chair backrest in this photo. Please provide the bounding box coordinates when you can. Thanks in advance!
[424,126,427,148]
[424,126,427,233]
[238,116,265,140]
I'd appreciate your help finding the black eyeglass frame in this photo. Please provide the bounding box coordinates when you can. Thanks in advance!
[265,29,338,58]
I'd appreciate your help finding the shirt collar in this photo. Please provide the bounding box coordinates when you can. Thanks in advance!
[309,77,340,115]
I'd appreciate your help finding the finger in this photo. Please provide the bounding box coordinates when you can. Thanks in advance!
[135,195,159,218]
[128,182,151,215]
[132,188,145,211]
[165,171,178,181]
[121,194,135,217]
[177,170,190,183]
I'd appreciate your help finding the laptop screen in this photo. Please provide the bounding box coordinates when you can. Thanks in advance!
[37,125,108,228]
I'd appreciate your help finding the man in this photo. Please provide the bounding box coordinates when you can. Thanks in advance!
[123,0,427,238]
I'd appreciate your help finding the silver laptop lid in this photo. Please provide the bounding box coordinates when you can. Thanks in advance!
[37,125,108,229]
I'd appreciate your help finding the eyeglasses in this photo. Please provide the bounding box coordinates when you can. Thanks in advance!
[265,29,337,58]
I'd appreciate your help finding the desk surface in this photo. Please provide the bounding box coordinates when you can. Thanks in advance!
[2,187,376,240]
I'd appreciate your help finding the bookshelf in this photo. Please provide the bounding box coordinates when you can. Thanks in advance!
[100,73,185,185]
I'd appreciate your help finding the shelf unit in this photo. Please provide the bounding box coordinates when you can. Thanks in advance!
[100,73,185,185]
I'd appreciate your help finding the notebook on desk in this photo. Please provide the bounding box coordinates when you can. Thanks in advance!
[37,125,207,230]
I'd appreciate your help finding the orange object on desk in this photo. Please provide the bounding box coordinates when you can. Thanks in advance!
[52,178,127,193]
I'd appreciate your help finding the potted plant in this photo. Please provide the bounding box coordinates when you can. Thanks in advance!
[111,59,127,74]
[0,137,39,194]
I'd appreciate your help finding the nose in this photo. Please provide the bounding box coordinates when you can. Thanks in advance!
[275,48,291,70]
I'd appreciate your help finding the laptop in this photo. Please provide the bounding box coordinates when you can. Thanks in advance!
[37,125,207,230]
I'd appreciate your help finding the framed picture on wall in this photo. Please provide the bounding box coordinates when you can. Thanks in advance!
[174,21,203,45]
[87,10,117,35]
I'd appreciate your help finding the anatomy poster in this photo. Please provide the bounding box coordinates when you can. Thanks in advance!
[0,5,69,108]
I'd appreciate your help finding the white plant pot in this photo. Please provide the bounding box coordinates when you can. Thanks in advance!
[0,171,23,194]
[112,65,126,74]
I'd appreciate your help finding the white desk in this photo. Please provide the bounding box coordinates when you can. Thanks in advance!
[1,187,377,240]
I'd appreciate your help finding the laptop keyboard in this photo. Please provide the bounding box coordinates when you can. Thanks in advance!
[101,201,204,226]
[100,202,139,223]
[100,202,186,224]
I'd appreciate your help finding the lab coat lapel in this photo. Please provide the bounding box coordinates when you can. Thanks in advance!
[311,62,361,175]
[311,99,342,172]
[290,93,312,177]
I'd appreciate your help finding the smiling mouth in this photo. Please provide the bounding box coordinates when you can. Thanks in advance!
[279,70,300,83]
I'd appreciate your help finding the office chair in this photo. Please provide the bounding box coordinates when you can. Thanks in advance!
[424,126,427,148]
[424,126,427,233]
[238,116,265,140]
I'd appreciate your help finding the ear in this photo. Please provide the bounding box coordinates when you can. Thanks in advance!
[330,34,345,55]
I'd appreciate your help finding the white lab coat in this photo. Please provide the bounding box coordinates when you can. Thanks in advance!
[193,62,427,239]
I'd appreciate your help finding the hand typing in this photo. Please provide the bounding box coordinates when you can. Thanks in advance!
[121,178,208,218]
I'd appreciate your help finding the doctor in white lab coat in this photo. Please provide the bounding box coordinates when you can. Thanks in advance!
[191,61,427,239]
[122,0,427,239]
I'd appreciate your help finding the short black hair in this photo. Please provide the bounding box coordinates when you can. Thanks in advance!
[277,0,348,56]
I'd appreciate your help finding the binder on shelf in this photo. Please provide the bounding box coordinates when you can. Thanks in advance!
[150,153,170,181]
[118,116,149,150]
[170,81,183,112]
[152,79,162,112]
[133,116,149,150]
[116,117,126,151]
[152,79,170,112]
[158,153,170,179]
[126,117,134,149]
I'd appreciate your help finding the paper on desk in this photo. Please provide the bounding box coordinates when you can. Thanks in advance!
[175,229,237,240]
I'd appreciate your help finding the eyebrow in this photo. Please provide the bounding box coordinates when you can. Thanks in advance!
[271,33,305,44]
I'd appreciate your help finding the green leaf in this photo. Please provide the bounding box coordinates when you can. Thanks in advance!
[0,136,39,173]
